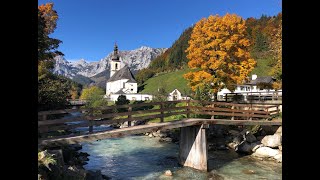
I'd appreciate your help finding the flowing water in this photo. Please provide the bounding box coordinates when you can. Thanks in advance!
[79,135,282,180]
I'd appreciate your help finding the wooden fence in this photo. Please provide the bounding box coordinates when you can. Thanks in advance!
[224,91,282,102]
[38,100,281,138]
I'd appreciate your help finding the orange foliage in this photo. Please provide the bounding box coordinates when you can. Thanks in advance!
[38,3,58,35]
[184,14,256,93]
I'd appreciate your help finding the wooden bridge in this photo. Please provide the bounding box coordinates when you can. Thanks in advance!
[66,99,87,106]
[38,100,281,171]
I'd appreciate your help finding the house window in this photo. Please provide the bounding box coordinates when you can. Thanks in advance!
[173,95,178,100]
[247,87,251,91]
[145,97,150,101]
[240,86,244,91]
[131,89,133,91]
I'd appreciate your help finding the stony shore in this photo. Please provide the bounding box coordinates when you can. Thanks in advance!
[143,124,282,163]
[39,123,281,179]
[38,144,109,180]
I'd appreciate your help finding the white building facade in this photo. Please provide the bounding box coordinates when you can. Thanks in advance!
[167,89,191,101]
[105,43,153,101]
[217,74,282,101]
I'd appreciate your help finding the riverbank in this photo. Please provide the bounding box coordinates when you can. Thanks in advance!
[38,144,109,180]
[38,122,281,179]
[143,124,282,163]
[80,134,281,179]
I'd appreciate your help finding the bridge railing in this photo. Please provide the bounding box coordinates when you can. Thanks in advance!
[38,100,281,139]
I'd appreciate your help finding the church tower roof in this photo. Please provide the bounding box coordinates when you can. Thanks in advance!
[107,65,136,83]
[111,42,120,61]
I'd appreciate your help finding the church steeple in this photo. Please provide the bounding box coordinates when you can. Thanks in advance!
[110,42,121,77]
[111,42,120,61]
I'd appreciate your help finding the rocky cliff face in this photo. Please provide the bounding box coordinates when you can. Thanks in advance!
[53,46,167,79]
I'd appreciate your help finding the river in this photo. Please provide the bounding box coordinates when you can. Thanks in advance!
[79,135,282,179]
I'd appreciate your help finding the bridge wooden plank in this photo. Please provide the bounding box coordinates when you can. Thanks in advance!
[38,107,187,127]
[189,106,269,115]
[38,101,187,116]
[93,106,187,120]
[38,110,188,133]
[38,118,281,146]
[191,119,282,125]
[38,119,202,146]
[38,100,280,116]
[189,111,270,118]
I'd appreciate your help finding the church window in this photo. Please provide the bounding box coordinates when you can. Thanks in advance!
[131,89,133,91]
[115,63,118,70]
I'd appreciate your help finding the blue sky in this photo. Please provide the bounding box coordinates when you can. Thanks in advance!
[38,0,282,62]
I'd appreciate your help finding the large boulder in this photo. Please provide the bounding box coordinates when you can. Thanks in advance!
[245,133,257,143]
[275,126,282,135]
[261,134,282,148]
[236,141,262,153]
[274,153,282,163]
[228,130,240,136]
[256,136,264,141]
[251,142,263,152]
[233,135,243,145]
[252,147,280,158]
[236,141,252,153]
[260,126,280,135]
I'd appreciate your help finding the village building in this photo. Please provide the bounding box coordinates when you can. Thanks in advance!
[217,74,281,101]
[105,44,153,101]
[167,89,191,101]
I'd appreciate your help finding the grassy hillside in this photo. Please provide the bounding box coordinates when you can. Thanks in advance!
[140,68,192,95]
[250,57,273,77]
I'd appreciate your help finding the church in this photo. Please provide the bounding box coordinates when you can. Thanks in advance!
[105,44,153,101]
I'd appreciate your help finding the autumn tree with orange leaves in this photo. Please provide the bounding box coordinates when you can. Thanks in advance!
[38,3,81,111]
[38,3,63,65]
[269,21,282,90]
[184,14,256,100]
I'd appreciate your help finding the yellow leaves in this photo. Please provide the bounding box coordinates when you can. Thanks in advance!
[272,82,282,90]
[239,38,250,47]
[184,71,214,91]
[185,13,255,93]
[38,3,58,35]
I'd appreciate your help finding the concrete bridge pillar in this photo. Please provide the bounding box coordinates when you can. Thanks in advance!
[179,124,208,171]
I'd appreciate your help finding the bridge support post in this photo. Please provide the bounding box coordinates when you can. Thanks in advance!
[179,124,208,171]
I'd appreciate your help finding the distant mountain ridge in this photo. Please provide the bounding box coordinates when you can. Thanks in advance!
[53,46,167,87]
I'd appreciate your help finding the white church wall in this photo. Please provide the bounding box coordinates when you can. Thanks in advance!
[124,83,138,93]
[110,94,153,102]
[106,79,129,95]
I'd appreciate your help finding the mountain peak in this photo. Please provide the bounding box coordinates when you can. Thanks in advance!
[54,46,167,80]
[139,46,152,50]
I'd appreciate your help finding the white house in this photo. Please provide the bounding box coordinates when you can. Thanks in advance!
[217,74,282,101]
[167,89,191,101]
[105,43,153,101]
